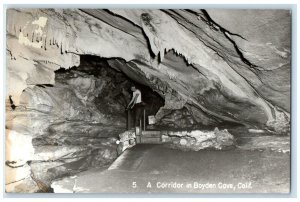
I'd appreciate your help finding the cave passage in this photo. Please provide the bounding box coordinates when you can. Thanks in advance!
[55,55,165,128]
[5,8,291,194]
[16,53,288,194]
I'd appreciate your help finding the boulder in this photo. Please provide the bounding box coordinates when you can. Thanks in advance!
[165,128,235,151]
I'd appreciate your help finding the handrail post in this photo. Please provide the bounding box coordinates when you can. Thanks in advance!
[127,109,132,130]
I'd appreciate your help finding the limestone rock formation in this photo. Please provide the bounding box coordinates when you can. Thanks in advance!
[236,136,290,153]
[117,130,136,154]
[6,8,290,131]
[162,128,235,151]
[5,65,134,191]
[5,8,291,192]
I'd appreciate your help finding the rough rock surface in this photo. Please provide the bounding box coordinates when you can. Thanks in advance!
[117,130,136,154]
[5,49,165,192]
[236,136,290,153]
[162,128,235,151]
[5,8,291,192]
[6,9,290,131]
[5,66,135,192]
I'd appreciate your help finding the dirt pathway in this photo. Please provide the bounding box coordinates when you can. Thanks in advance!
[52,144,290,193]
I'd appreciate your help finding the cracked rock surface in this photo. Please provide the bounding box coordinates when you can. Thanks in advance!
[162,127,235,151]
[6,8,290,131]
[6,8,291,192]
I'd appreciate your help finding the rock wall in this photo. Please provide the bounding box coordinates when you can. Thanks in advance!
[6,8,290,131]
[5,8,291,192]
[5,66,133,192]
[5,50,166,192]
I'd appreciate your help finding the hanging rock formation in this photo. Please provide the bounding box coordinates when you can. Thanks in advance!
[6,8,290,131]
[6,8,291,192]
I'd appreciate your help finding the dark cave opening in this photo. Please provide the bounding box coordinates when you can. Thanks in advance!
[37,53,245,132]
[55,55,165,125]
[5,9,292,194]
[25,55,167,191]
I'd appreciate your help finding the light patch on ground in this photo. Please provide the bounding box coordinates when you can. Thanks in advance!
[51,180,74,193]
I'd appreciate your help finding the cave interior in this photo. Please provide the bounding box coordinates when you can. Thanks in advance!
[5,8,291,193]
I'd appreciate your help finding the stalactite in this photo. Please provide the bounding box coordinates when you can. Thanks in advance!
[44,38,47,51]
[50,39,52,45]
[60,42,63,55]
[9,95,16,110]
[32,32,35,43]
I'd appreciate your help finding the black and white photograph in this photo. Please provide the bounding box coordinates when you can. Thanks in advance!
[3,2,296,197]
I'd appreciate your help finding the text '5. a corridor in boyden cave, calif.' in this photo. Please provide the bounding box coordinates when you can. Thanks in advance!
[5,9,291,193]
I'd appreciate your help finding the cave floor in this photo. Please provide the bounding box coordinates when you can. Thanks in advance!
[52,143,290,194]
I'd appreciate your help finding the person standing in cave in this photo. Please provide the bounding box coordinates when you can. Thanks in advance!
[126,85,145,129]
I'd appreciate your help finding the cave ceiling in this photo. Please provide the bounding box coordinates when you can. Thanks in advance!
[6,8,291,130]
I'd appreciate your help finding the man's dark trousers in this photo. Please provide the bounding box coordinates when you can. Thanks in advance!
[132,103,144,127]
